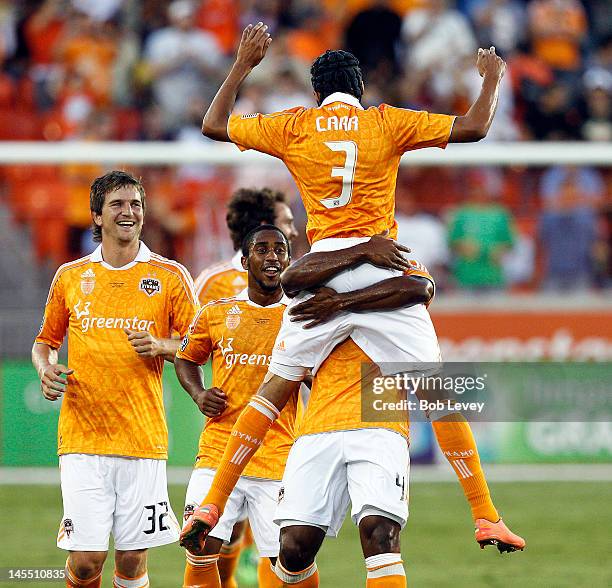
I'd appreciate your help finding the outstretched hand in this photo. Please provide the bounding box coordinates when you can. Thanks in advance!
[236,22,272,70]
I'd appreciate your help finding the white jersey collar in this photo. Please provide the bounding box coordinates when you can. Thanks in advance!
[236,287,289,307]
[231,250,246,272]
[90,241,151,270]
[320,92,364,110]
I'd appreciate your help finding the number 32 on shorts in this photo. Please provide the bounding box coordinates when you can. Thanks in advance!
[143,501,169,534]
[321,141,358,210]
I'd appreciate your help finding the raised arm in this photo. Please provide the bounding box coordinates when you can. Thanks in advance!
[201,22,272,142]
[289,275,433,329]
[450,46,506,143]
[281,234,412,296]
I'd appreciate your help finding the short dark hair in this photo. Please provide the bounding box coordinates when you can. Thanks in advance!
[90,170,146,242]
[226,187,289,251]
[241,224,291,258]
[311,50,363,105]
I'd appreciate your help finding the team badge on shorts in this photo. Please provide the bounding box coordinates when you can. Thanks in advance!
[278,487,285,504]
[139,277,161,297]
[80,269,95,295]
[180,334,189,352]
[63,518,74,538]
[183,503,196,522]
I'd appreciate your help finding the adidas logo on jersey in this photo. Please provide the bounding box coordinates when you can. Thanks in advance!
[225,304,242,329]
[274,340,286,352]
[80,268,96,295]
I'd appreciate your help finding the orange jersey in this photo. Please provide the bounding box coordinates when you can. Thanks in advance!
[194,252,247,305]
[35,243,198,459]
[228,92,454,244]
[177,290,296,480]
[297,262,435,438]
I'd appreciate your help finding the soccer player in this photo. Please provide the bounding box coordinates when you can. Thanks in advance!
[175,225,298,588]
[270,255,524,587]
[193,187,297,587]
[185,24,511,544]
[32,171,198,588]
[194,187,298,305]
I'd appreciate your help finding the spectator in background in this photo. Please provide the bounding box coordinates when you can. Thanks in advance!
[539,166,604,290]
[71,0,124,22]
[194,0,240,55]
[402,0,476,107]
[580,74,612,142]
[262,66,314,112]
[528,0,587,75]
[395,193,450,287]
[345,0,402,77]
[144,0,224,133]
[524,82,582,140]
[23,0,66,108]
[448,169,515,290]
[55,10,117,106]
[0,1,17,65]
[469,0,525,56]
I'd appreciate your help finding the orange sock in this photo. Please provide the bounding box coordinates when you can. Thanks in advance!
[203,397,279,512]
[65,560,102,587]
[183,552,220,588]
[258,559,283,587]
[432,415,499,522]
[218,541,241,588]
[274,561,319,586]
[365,554,406,587]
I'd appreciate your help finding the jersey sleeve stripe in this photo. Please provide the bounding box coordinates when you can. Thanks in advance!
[45,256,91,305]
[148,258,197,304]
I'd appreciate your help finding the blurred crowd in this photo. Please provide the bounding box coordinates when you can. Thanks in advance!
[0,0,610,292]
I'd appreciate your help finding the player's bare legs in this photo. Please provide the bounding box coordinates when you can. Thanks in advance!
[114,549,148,586]
[359,516,405,587]
[180,375,300,553]
[65,552,106,587]
[276,526,324,586]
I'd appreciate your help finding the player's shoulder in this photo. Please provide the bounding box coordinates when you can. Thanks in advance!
[194,260,236,287]
[148,252,193,283]
[50,254,93,284]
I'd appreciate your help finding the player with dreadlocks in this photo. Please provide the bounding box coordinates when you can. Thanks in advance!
[180,22,524,585]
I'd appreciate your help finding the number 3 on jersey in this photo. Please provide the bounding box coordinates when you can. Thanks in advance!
[321,141,358,209]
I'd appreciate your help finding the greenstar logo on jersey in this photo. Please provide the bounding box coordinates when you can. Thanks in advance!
[218,335,271,369]
[74,300,154,333]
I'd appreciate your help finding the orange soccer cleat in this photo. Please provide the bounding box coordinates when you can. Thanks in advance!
[475,518,526,554]
[180,505,220,554]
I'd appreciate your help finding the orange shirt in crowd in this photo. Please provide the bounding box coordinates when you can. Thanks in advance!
[177,290,296,480]
[529,0,587,71]
[35,243,198,459]
[228,92,454,244]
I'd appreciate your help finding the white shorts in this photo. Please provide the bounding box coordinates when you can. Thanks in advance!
[184,469,281,557]
[58,454,180,552]
[274,429,409,537]
[269,238,441,381]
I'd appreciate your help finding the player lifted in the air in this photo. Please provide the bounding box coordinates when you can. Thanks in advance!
[182,23,518,552]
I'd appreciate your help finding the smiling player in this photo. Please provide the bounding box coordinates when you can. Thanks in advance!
[32,170,197,588]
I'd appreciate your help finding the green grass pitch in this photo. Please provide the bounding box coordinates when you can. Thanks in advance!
[1,482,609,587]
